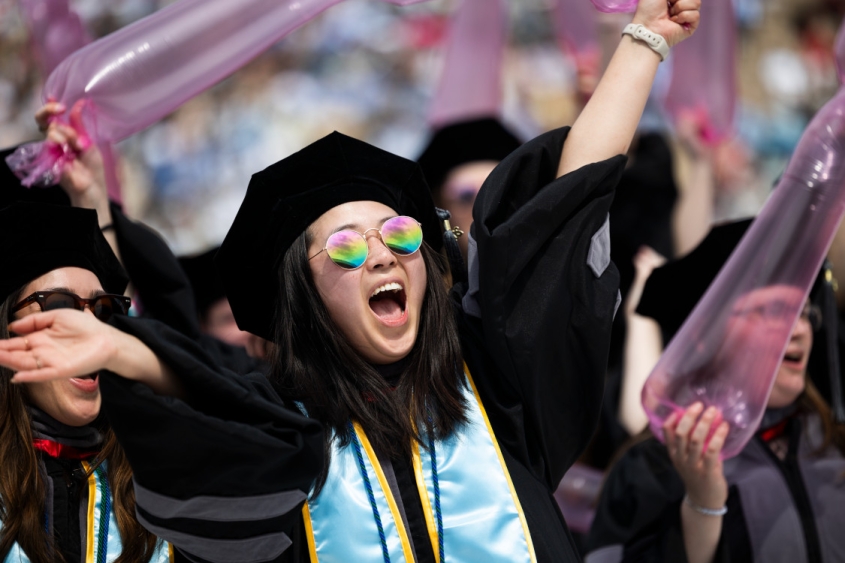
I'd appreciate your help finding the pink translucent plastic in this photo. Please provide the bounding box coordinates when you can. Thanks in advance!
[554,463,603,534]
[836,16,845,83]
[427,0,508,127]
[19,0,90,77]
[662,0,736,144]
[8,0,430,187]
[552,0,598,57]
[589,0,637,14]
[642,84,845,459]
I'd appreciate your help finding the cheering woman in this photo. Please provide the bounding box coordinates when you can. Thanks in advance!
[0,0,700,560]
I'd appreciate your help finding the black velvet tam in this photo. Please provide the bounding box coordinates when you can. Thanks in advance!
[178,246,225,318]
[416,117,522,192]
[216,131,442,340]
[0,203,128,303]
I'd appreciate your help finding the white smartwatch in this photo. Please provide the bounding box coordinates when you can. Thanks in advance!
[621,23,669,61]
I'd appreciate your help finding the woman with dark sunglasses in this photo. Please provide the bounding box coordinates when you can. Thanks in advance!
[0,202,181,561]
[1,0,700,561]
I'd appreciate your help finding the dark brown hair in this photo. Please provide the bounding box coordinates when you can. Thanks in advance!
[799,380,845,457]
[269,233,467,495]
[0,286,162,562]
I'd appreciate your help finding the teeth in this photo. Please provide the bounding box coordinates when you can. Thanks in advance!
[371,282,402,298]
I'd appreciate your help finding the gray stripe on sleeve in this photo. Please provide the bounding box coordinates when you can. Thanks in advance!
[134,478,306,522]
[136,511,292,563]
[584,544,623,563]
[462,232,482,318]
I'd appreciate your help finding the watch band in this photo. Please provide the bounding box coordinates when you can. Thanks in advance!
[621,23,669,61]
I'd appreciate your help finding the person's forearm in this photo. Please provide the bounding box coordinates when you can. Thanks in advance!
[619,313,662,435]
[673,156,714,256]
[681,501,722,563]
[559,35,660,177]
[106,330,183,397]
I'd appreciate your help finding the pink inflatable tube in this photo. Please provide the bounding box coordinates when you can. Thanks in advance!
[8,0,429,187]
[642,82,845,459]
[662,0,736,144]
[19,0,90,77]
[427,0,508,127]
[589,0,637,14]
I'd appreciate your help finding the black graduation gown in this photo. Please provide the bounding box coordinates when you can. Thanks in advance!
[585,414,845,563]
[111,203,264,374]
[99,126,625,562]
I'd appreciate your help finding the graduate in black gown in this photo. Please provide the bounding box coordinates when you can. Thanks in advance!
[0,0,701,560]
[585,220,845,563]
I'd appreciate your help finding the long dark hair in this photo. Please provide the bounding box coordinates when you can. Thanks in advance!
[0,287,161,562]
[269,232,467,495]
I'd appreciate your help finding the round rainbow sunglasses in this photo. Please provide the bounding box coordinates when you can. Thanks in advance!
[308,215,423,270]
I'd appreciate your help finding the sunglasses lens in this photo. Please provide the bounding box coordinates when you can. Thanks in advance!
[43,293,80,312]
[92,296,129,322]
[325,230,368,270]
[381,216,423,256]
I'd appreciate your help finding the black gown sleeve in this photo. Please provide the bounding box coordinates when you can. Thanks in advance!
[465,126,626,489]
[110,204,201,339]
[111,204,266,375]
[99,315,323,563]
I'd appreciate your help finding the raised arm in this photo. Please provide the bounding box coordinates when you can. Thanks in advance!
[0,309,181,396]
[559,0,700,177]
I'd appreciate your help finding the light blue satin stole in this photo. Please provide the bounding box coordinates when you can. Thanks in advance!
[303,366,536,563]
[2,461,171,563]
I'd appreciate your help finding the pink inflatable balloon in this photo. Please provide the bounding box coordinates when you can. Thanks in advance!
[7,0,431,187]
[554,463,603,534]
[589,0,637,14]
[427,0,508,128]
[20,0,91,77]
[642,84,845,459]
[662,0,736,144]
[553,0,599,57]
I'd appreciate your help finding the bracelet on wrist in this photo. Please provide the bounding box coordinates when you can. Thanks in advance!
[621,23,669,61]
[684,494,727,517]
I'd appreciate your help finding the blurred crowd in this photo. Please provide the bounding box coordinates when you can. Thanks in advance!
[0,0,842,254]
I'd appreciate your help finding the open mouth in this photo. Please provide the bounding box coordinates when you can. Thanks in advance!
[73,373,99,381]
[782,350,804,365]
[368,282,407,323]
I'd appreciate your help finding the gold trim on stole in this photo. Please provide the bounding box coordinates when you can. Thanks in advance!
[462,363,538,562]
[81,460,97,563]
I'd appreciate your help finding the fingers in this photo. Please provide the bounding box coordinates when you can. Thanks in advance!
[687,406,718,461]
[673,402,703,455]
[0,349,46,378]
[35,101,66,132]
[8,311,56,336]
[68,101,92,152]
[703,422,730,473]
[0,337,33,352]
[668,0,700,17]
[671,9,700,31]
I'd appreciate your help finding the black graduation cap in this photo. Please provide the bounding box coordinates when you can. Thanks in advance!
[1,145,71,208]
[178,246,226,318]
[416,117,521,192]
[637,218,845,422]
[0,202,128,304]
[216,131,442,341]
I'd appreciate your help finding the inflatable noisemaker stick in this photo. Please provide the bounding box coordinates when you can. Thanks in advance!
[552,0,598,60]
[662,0,736,144]
[19,0,90,77]
[427,0,508,128]
[7,0,430,188]
[589,0,636,15]
[18,0,125,204]
[641,43,845,458]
